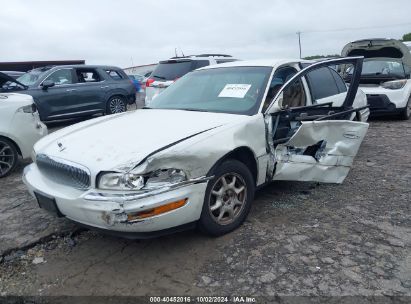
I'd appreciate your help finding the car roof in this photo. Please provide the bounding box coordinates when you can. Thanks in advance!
[199,58,313,70]
[160,54,237,62]
[30,65,123,72]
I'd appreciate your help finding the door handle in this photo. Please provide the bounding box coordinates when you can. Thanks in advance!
[66,88,77,92]
[101,86,110,89]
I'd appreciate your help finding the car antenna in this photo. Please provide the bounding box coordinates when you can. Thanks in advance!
[180,47,185,57]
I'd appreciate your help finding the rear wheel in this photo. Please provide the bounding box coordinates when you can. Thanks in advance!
[106,96,127,115]
[399,98,411,120]
[198,160,255,236]
[0,137,18,178]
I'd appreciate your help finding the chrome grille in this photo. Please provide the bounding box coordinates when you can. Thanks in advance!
[36,154,91,189]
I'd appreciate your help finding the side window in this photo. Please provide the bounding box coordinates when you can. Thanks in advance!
[105,70,123,80]
[263,66,302,111]
[45,69,73,85]
[193,60,209,69]
[76,69,101,83]
[329,69,347,93]
[306,67,339,102]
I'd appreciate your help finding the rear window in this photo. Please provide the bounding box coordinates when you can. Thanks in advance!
[151,60,194,80]
[216,59,237,64]
[105,70,124,80]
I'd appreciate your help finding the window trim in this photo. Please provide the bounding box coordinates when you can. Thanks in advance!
[75,68,104,84]
[39,68,75,88]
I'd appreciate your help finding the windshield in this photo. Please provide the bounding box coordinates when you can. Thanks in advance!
[349,59,408,78]
[17,70,44,86]
[149,66,272,115]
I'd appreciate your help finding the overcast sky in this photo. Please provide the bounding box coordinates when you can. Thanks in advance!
[1,0,410,68]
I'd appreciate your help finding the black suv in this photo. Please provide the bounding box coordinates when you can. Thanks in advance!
[0,65,136,121]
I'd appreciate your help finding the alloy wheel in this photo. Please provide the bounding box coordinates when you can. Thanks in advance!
[208,173,247,225]
[109,97,126,114]
[0,141,15,177]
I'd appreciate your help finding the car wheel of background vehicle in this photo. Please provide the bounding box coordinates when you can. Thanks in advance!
[198,160,255,236]
[399,97,411,120]
[106,96,126,114]
[0,137,18,178]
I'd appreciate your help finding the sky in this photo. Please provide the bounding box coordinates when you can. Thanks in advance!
[1,0,410,68]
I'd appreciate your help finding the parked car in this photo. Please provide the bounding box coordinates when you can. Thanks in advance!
[0,65,136,121]
[342,38,411,119]
[0,71,25,79]
[0,93,47,177]
[128,74,143,92]
[145,54,238,104]
[23,57,368,238]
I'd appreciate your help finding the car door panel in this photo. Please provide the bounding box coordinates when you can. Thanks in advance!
[33,85,75,119]
[272,120,368,183]
[264,56,368,184]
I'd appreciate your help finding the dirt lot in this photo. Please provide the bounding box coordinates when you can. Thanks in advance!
[0,116,410,300]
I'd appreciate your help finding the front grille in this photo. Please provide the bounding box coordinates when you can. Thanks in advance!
[36,154,91,189]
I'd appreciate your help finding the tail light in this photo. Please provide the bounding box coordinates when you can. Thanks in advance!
[146,78,155,87]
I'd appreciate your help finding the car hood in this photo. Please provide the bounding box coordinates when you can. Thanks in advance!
[37,109,245,173]
[0,93,34,107]
[0,72,27,89]
[341,39,411,68]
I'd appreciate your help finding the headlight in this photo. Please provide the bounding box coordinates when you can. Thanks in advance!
[381,79,407,90]
[18,104,37,113]
[98,168,187,191]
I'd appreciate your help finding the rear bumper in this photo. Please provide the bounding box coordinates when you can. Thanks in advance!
[127,94,136,104]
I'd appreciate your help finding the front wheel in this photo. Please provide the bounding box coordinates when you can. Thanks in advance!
[0,137,18,178]
[106,96,127,115]
[198,160,255,236]
[399,98,411,120]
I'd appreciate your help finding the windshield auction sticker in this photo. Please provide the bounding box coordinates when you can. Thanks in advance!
[218,84,251,98]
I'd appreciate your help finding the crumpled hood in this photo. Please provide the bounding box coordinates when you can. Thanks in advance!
[37,109,244,173]
[0,72,27,89]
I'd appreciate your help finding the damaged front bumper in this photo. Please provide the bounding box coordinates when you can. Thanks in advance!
[23,163,209,236]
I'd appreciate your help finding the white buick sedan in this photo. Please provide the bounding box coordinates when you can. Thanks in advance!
[23,57,368,237]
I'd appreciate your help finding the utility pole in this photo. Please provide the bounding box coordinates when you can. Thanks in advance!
[296,31,302,59]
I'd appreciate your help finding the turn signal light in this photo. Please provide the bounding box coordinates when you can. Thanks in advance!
[127,198,187,221]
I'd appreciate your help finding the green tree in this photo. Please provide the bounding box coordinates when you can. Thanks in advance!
[402,33,411,41]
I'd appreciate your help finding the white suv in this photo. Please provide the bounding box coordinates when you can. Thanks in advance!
[342,39,411,119]
[145,54,238,105]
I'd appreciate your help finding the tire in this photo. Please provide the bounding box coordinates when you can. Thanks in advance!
[399,98,411,120]
[198,159,255,236]
[106,96,127,115]
[0,137,19,178]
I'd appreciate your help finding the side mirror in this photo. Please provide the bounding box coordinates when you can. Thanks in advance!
[42,80,55,90]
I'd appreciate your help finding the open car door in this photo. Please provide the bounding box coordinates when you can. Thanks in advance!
[264,57,369,184]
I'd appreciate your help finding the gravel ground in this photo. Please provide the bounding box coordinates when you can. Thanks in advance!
[0,117,409,300]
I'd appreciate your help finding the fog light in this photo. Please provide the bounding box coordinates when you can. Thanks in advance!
[127,199,187,221]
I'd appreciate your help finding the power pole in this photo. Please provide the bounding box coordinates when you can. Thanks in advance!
[296,31,302,59]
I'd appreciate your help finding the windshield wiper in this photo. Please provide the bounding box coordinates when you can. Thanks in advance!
[142,106,152,109]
